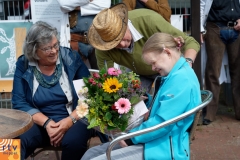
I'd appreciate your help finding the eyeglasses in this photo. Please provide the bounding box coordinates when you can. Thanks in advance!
[39,43,59,54]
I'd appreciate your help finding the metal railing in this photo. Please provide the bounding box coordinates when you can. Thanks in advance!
[106,90,213,160]
[0,0,27,20]
[0,92,12,108]
[0,0,191,34]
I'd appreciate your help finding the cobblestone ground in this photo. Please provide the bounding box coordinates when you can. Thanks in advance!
[27,98,240,160]
[191,100,240,160]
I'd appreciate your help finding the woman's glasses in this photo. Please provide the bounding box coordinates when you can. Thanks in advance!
[39,43,59,54]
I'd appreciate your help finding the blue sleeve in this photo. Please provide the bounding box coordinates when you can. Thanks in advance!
[144,92,153,108]
[11,56,41,115]
[130,71,199,144]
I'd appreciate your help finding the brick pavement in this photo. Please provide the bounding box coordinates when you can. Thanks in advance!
[191,101,240,160]
[27,101,240,160]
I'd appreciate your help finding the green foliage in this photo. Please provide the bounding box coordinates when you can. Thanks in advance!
[80,67,145,133]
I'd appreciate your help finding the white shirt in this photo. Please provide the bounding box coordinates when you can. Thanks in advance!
[57,0,111,47]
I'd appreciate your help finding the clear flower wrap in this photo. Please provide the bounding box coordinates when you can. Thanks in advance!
[73,67,148,138]
[80,115,145,138]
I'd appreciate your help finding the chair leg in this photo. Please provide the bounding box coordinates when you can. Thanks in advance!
[55,151,60,160]
[30,153,34,160]
[190,110,202,143]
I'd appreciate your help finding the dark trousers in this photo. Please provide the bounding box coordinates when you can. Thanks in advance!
[204,22,240,121]
[19,121,91,160]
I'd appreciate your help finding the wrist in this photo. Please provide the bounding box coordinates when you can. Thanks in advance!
[69,115,77,124]
[43,118,52,129]
[185,58,194,64]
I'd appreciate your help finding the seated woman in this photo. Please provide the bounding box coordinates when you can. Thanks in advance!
[12,21,94,160]
[81,32,202,160]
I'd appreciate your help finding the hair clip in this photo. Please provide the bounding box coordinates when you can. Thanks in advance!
[174,38,182,50]
[162,44,166,50]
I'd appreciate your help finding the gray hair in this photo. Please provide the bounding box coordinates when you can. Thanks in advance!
[23,21,59,62]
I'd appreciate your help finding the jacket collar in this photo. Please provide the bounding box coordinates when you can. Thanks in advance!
[165,56,187,79]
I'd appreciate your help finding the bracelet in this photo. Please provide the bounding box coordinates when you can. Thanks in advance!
[43,118,52,129]
[186,58,194,64]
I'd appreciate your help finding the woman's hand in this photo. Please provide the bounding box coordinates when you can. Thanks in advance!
[48,117,73,147]
[45,120,61,146]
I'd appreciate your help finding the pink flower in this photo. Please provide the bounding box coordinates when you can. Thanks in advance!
[88,78,94,83]
[93,73,100,79]
[114,98,131,114]
[108,68,122,76]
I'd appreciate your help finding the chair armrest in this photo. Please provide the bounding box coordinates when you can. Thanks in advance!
[106,90,213,160]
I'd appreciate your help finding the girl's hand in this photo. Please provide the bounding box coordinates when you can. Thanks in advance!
[119,140,128,148]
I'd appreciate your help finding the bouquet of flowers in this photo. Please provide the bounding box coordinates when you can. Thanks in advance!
[74,67,147,136]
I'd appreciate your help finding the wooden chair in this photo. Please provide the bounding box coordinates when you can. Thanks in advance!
[105,90,213,160]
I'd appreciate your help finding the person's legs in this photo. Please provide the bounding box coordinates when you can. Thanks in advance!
[81,142,144,160]
[226,31,240,120]
[81,142,113,160]
[204,22,226,122]
[19,123,50,159]
[91,144,144,160]
[61,121,91,160]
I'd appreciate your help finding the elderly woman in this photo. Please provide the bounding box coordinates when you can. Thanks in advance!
[12,21,92,160]
[81,33,201,160]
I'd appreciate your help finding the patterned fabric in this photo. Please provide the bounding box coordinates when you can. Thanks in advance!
[33,55,62,88]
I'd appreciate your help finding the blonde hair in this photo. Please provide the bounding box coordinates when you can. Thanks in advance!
[142,32,184,57]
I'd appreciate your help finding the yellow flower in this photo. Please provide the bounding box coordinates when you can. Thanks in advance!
[90,108,96,114]
[102,77,122,93]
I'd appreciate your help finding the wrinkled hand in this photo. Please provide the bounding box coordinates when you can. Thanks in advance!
[144,111,150,121]
[74,6,80,10]
[46,118,72,147]
[140,95,148,101]
[140,0,148,3]
[119,140,128,148]
[200,33,204,44]
[46,120,60,146]
[234,19,240,31]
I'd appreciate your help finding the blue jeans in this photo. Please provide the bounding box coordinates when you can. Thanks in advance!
[220,29,239,44]
[216,22,239,44]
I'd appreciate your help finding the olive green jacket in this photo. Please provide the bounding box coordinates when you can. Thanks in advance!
[96,9,200,76]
